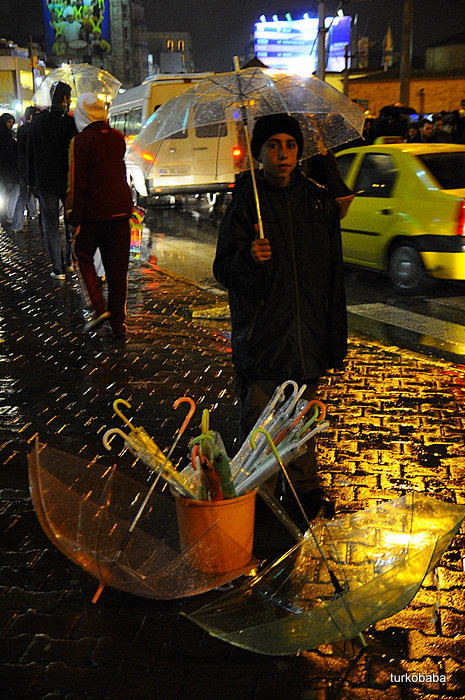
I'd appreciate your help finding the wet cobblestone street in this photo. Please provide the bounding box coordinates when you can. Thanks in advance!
[0,223,465,700]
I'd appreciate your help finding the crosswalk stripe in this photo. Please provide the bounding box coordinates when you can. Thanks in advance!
[347,302,465,353]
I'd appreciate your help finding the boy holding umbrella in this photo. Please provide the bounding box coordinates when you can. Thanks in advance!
[213,114,347,521]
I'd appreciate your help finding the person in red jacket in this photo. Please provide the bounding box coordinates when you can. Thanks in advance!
[66,92,133,336]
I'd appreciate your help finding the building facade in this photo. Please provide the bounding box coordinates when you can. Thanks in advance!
[426,31,465,72]
[108,0,149,88]
[146,32,195,74]
[0,40,45,118]
[346,69,465,117]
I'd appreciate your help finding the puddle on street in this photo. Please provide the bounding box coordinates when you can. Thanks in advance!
[131,218,222,291]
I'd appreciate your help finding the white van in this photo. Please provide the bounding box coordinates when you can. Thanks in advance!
[109,73,224,203]
[137,106,246,201]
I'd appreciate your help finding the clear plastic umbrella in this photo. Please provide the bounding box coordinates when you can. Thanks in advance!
[187,493,465,655]
[129,66,364,237]
[28,439,258,601]
[32,63,121,108]
[131,66,364,166]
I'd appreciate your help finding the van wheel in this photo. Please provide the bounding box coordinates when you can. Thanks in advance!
[388,244,428,294]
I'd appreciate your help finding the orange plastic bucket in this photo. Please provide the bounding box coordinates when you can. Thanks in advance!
[175,490,257,573]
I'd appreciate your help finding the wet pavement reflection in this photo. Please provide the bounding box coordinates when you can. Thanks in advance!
[1,219,465,699]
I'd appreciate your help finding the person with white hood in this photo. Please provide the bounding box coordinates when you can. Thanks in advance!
[66,92,133,335]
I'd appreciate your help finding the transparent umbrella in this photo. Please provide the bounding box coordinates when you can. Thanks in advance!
[187,493,465,655]
[28,439,258,601]
[129,65,364,237]
[32,63,121,108]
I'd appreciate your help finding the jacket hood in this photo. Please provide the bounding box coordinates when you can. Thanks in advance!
[74,92,107,133]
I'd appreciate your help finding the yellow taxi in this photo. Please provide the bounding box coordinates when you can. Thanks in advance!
[335,143,465,293]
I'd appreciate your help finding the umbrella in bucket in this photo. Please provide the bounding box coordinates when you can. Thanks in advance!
[129,63,365,238]
[28,439,258,600]
[27,394,259,601]
[27,382,329,603]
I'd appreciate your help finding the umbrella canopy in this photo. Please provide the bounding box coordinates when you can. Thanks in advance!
[187,493,465,655]
[28,440,257,600]
[129,66,365,178]
[32,63,121,108]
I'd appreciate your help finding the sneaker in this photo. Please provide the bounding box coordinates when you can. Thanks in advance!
[67,265,74,273]
[50,271,66,280]
[84,310,111,332]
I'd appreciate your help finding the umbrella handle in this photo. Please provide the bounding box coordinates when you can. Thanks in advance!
[266,380,299,415]
[191,442,204,470]
[298,400,327,435]
[201,408,209,434]
[173,396,196,435]
[102,427,137,452]
[113,399,136,431]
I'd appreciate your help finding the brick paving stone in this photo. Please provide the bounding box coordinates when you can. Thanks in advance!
[0,632,32,663]
[91,636,161,668]
[408,630,465,662]
[21,634,97,666]
[68,610,144,642]
[1,223,465,700]
[3,610,80,638]
[105,666,184,700]
[0,661,44,697]
[33,662,115,700]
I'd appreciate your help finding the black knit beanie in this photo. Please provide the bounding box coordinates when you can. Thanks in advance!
[251,113,304,160]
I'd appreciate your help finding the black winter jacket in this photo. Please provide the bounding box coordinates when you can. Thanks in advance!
[16,121,31,180]
[0,120,19,186]
[27,107,77,193]
[213,169,347,390]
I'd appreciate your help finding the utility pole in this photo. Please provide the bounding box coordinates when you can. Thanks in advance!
[399,0,413,105]
[316,0,326,81]
[343,44,349,96]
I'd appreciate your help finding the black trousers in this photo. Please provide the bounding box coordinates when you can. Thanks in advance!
[73,219,130,334]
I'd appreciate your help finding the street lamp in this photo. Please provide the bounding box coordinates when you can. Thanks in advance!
[316,1,327,81]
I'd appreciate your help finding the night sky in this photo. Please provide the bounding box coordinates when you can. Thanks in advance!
[1,0,465,73]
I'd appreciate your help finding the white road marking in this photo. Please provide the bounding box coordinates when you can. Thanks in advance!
[347,302,465,354]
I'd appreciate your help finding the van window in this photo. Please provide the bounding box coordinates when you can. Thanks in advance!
[126,107,142,136]
[109,111,128,134]
[193,103,227,138]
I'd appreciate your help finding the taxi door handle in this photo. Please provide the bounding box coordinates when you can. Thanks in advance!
[379,208,393,215]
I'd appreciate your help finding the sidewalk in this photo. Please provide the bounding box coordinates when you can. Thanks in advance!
[1,222,465,700]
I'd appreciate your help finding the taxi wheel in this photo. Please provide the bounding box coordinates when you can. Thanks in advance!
[388,244,428,294]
